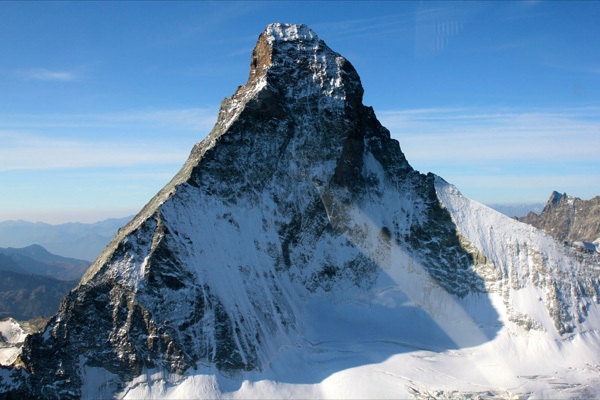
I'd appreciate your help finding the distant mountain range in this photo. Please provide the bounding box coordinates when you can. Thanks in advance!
[0,244,90,281]
[0,271,76,321]
[486,202,544,218]
[0,217,132,322]
[0,217,131,261]
[0,245,90,321]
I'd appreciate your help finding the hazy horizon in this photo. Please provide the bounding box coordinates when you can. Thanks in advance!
[0,201,552,225]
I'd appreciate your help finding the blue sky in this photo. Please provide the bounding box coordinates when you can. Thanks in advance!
[1,1,598,223]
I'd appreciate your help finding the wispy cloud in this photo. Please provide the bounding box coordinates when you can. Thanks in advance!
[0,130,187,171]
[0,108,218,172]
[0,108,217,131]
[544,62,600,75]
[18,68,80,82]
[378,106,600,202]
[311,12,415,41]
[147,2,261,49]
[380,106,600,166]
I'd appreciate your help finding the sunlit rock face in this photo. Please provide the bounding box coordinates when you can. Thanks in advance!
[2,23,599,399]
[519,191,600,245]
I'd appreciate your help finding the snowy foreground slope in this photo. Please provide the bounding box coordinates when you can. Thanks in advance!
[117,182,600,400]
[2,23,600,399]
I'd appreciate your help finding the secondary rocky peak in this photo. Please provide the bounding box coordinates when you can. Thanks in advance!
[550,190,566,205]
[519,190,600,244]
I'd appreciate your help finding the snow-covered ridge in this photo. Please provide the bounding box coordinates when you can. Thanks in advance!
[435,176,600,335]
[265,22,317,43]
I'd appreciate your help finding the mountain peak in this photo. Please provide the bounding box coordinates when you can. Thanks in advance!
[520,190,600,244]
[265,22,317,43]
[549,190,566,204]
[244,22,363,110]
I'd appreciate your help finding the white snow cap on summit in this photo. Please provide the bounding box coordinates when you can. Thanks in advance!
[265,23,317,43]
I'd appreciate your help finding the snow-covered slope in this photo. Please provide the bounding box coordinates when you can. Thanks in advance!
[0,319,28,367]
[435,177,600,336]
[1,23,600,399]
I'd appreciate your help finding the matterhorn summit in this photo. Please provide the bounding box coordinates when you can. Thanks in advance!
[2,23,600,399]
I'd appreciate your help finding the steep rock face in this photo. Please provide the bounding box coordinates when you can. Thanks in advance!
[519,191,600,246]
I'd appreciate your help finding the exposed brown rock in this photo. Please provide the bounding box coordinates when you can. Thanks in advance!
[519,191,600,244]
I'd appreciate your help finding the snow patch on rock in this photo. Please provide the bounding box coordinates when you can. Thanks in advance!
[0,319,28,366]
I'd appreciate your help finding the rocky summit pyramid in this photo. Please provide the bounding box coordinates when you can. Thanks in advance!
[2,23,600,399]
[519,191,600,247]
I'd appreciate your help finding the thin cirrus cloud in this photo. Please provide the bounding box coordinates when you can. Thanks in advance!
[17,68,80,82]
[311,12,415,41]
[1,108,217,131]
[0,131,188,171]
[379,106,600,202]
[379,106,600,167]
[0,108,218,172]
